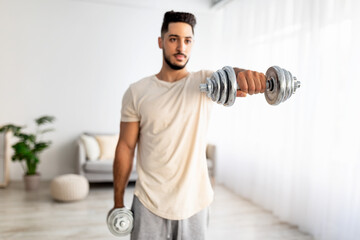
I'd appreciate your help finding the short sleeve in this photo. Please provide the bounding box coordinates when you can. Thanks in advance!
[121,87,140,122]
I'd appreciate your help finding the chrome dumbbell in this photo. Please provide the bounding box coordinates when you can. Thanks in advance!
[107,207,134,237]
[199,66,301,106]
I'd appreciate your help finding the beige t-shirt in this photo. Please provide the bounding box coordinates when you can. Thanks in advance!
[121,70,214,220]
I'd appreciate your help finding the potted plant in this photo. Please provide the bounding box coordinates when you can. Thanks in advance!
[0,115,55,190]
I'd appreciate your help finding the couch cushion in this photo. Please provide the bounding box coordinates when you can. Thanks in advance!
[95,135,118,160]
[84,159,113,173]
[80,134,100,161]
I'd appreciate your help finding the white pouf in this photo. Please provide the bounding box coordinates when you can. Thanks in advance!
[51,174,89,202]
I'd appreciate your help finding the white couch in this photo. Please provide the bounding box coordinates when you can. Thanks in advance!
[77,134,137,183]
[77,133,216,183]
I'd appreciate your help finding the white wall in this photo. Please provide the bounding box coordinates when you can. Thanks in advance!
[0,0,222,180]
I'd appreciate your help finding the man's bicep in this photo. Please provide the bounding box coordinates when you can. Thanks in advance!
[118,121,139,151]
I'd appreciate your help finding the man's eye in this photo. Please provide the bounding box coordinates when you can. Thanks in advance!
[170,38,176,42]
[185,40,192,44]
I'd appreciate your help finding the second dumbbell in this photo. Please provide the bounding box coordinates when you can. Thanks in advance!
[107,207,134,237]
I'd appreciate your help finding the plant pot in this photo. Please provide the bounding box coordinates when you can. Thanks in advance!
[24,173,41,191]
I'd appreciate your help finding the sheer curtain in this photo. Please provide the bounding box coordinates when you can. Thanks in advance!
[208,0,360,239]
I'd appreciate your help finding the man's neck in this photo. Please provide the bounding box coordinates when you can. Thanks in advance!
[156,63,189,83]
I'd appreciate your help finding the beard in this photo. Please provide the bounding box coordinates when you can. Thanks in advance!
[163,50,189,70]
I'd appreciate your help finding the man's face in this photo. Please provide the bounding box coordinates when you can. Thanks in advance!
[159,22,194,70]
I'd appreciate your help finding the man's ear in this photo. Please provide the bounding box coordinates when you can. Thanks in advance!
[158,37,163,49]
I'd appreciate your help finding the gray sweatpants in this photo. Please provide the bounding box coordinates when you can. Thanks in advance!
[130,196,209,240]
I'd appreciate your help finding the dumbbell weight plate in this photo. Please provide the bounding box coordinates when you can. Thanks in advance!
[264,67,278,105]
[283,68,292,102]
[217,70,228,104]
[275,66,286,104]
[223,66,237,106]
[211,72,221,102]
[265,66,285,105]
[107,208,134,237]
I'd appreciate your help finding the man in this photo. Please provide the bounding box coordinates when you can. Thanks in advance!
[112,11,266,240]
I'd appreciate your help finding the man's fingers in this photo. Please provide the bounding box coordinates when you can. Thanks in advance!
[237,71,248,94]
[245,70,255,95]
[254,72,262,94]
[236,90,247,97]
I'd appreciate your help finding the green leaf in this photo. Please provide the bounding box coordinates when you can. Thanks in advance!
[40,128,55,134]
[12,142,34,161]
[0,124,23,135]
[33,141,51,154]
[17,133,36,143]
[35,116,55,126]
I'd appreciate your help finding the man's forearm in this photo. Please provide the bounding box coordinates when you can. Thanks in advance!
[113,145,135,208]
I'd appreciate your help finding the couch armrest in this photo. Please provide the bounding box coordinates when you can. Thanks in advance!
[77,139,86,176]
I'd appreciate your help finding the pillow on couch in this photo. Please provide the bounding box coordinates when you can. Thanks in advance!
[95,135,119,160]
[80,134,100,161]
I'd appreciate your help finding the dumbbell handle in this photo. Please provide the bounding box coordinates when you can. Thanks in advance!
[199,74,275,91]
[233,79,279,91]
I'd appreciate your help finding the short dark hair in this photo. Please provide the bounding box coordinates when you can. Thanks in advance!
[161,10,197,37]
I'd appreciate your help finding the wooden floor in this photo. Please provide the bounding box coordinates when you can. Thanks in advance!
[0,181,313,240]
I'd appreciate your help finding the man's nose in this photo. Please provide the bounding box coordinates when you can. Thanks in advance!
[176,40,185,52]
